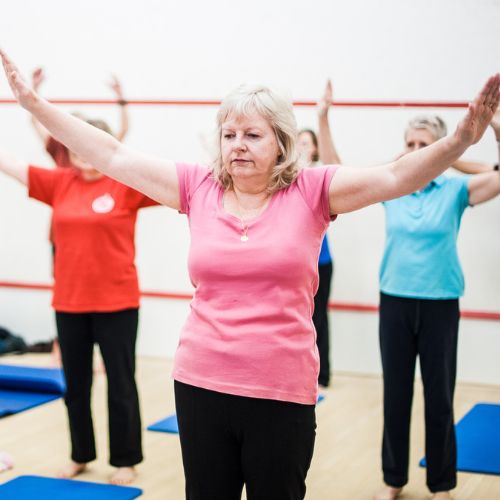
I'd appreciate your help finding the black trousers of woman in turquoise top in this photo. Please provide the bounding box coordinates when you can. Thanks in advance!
[379,292,459,493]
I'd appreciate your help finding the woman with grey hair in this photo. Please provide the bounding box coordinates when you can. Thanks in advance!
[2,49,498,500]
[374,109,500,500]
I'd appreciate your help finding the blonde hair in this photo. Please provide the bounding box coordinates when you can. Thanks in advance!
[212,84,300,193]
[405,115,447,141]
[86,118,113,136]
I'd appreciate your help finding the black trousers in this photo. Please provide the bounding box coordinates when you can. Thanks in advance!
[313,261,333,387]
[174,381,316,500]
[56,308,143,467]
[379,293,459,493]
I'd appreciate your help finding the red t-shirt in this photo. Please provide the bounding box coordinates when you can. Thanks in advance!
[29,166,158,312]
[46,137,73,168]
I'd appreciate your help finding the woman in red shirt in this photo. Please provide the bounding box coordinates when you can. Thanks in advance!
[0,119,157,485]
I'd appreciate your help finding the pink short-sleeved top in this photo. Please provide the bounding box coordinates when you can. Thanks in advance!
[173,163,338,404]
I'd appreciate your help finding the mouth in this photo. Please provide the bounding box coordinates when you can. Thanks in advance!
[232,159,251,164]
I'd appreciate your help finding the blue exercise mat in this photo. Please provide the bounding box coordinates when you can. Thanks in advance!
[148,414,179,434]
[420,403,500,475]
[0,365,65,394]
[0,475,142,500]
[148,394,326,434]
[0,389,61,417]
[0,364,65,417]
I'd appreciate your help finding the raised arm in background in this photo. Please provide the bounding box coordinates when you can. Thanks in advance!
[1,49,179,209]
[317,79,341,165]
[467,105,500,205]
[109,74,129,141]
[452,106,500,174]
[329,74,500,214]
[0,148,29,185]
[30,67,50,146]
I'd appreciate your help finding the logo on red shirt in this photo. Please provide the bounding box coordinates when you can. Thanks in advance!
[92,193,115,213]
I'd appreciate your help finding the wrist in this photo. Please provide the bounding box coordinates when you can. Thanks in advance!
[117,99,128,106]
[447,133,470,157]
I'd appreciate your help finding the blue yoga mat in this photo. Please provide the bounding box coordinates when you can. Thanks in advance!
[420,403,500,475]
[148,394,326,434]
[0,364,66,417]
[0,365,65,394]
[148,414,179,433]
[0,475,142,500]
[0,390,61,417]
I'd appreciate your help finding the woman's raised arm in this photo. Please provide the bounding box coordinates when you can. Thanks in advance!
[329,74,500,214]
[1,49,180,209]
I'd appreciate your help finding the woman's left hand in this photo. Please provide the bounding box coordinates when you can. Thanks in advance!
[317,79,333,119]
[454,74,500,147]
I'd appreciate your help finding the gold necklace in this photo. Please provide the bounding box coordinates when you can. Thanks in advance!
[234,194,250,242]
[232,191,268,243]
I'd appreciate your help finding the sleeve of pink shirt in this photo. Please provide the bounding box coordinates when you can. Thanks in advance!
[295,164,339,223]
[176,163,212,215]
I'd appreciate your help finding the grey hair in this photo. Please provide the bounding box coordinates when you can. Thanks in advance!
[86,118,114,136]
[405,115,448,141]
[212,84,300,193]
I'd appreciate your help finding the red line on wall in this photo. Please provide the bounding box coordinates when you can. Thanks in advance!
[0,98,469,108]
[1,281,499,322]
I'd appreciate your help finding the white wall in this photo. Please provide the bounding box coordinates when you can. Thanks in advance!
[0,0,499,382]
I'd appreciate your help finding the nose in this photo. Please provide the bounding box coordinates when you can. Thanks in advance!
[233,133,247,151]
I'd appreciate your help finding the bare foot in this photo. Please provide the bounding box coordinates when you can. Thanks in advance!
[432,492,452,500]
[50,340,62,368]
[373,485,403,500]
[110,466,136,485]
[57,461,86,479]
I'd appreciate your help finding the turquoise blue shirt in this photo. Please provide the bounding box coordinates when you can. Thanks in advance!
[318,235,332,265]
[380,175,470,299]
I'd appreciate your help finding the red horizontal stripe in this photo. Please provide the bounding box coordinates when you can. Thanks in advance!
[1,280,499,322]
[0,98,469,108]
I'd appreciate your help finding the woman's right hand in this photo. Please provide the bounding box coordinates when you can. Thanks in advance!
[490,104,500,137]
[1,49,39,111]
[453,73,500,147]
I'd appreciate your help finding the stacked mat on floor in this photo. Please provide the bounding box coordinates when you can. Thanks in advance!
[0,475,142,499]
[420,403,500,475]
[0,364,65,417]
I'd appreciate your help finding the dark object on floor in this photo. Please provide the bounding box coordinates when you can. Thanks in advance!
[26,340,54,353]
[0,327,27,356]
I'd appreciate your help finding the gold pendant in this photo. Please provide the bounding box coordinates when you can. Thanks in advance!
[240,234,249,242]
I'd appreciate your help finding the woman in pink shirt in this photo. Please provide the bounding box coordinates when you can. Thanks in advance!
[2,50,498,500]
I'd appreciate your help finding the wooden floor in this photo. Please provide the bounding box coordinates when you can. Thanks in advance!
[0,354,499,499]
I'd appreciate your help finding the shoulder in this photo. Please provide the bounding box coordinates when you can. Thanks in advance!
[295,164,338,190]
[29,164,69,181]
[439,174,469,187]
[176,163,213,188]
[437,174,470,195]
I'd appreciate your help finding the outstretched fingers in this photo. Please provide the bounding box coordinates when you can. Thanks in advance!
[324,79,333,103]
[476,73,500,111]
[0,49,19,80]
[0,49,35,108]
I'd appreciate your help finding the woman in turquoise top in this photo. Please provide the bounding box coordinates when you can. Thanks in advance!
[297,80,340,387]
[375,111,500,500]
